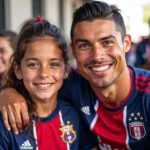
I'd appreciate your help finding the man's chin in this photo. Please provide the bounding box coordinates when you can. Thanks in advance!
[90,79,113,89]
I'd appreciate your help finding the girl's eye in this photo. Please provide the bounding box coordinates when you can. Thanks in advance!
[50,62,60,68]
[27,62,38,68]
[0,48,6,54]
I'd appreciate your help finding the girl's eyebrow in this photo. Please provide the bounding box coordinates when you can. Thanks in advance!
[25,58,62,62]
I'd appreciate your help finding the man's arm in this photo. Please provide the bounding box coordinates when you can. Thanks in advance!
[0,88,29,134]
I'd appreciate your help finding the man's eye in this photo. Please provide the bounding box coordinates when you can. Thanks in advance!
[79,43,91,49]
[103,40,114,46]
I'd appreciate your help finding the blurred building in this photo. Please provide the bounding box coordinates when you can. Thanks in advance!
[104,0,150,42]
[0,0,87,38]
[1,0,150,40]
[0,0,88,66]
[0,0,149,65]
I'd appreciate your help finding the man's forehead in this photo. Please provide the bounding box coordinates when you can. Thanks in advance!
[73,19,116,34]
[72,19,120,42]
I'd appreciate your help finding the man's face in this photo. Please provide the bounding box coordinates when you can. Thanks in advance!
[71,19,131,89]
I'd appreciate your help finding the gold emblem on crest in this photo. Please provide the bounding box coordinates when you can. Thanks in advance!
[60,121,76,144]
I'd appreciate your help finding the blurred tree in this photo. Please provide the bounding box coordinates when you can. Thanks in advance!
[143,3,150,24]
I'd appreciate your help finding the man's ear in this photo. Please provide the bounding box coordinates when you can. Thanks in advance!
[123,34,131,53]
[64,63,71,79]
[14,62,22,80]
[70,43,76,59]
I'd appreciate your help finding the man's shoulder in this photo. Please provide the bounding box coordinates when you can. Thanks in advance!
[59,100,78,113]
[63,67,90,88]
[133,67,150,77]
[133,67,150,94]
[68,67,82,78]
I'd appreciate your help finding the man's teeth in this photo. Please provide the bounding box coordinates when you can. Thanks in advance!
[92,65,109,71]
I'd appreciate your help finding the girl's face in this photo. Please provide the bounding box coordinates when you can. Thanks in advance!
[15,39,69,104]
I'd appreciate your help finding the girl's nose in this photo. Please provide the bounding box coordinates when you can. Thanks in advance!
[39,66,50,78]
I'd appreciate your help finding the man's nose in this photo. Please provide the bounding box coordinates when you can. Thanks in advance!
[91,45,105,60]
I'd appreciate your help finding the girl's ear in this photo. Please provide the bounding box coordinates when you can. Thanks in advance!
[64,63,71,79]
[14,62,22,80]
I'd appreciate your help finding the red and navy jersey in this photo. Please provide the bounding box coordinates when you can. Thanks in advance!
[0,100,97,150]
[59,66,150,150]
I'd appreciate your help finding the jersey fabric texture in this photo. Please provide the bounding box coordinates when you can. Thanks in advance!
[59,66,150,150]
[0,100,97,150]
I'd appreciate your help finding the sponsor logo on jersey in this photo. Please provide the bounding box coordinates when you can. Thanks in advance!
[60,121,76,144]
[81,106,90,115]
[128,112,146,140]
[20,140,33,149]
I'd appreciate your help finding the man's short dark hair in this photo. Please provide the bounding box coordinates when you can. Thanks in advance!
[70,1,126,41]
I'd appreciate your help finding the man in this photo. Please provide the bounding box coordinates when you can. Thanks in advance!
[0,1,150,149]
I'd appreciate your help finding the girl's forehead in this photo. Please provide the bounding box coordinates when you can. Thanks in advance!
[23,40,64,60]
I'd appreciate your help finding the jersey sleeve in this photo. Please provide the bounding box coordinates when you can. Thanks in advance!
[0,116,11,149]
[78,119,98,149]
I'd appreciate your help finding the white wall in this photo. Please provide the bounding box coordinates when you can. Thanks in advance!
[63,0,72,40]
[5,0,32,32]
[44,0,60,27]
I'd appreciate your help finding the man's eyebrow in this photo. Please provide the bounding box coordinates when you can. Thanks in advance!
[74,39,89,44]
[99,35,116,41]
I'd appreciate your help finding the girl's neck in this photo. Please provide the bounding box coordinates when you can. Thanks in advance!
[33,97,58,118]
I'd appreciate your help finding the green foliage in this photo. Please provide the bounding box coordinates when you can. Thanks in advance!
[143,3,150,24]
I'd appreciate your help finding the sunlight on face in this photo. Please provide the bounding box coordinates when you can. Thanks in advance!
[16,39,67,104]
[72,19,130,89]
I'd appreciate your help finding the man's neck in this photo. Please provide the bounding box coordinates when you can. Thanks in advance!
[91,67,131,107]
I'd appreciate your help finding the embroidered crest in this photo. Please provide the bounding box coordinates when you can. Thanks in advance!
[60,121,76,144]
[128,112,146,140]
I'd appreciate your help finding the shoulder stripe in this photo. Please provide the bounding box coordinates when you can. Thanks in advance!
[136,86,150,93]
[135,80,150,86]
[135,75,150,81]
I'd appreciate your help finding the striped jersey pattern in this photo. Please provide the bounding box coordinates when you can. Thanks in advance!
[59,66,150,150]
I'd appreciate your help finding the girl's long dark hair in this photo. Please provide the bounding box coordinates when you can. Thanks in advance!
[3,18,69,130]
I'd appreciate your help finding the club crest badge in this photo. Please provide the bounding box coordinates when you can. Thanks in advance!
[128,112,146,140]
[129,122,146,140]
[60,121,76,144]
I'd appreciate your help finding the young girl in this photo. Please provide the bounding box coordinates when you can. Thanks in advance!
[0,17,98,150]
